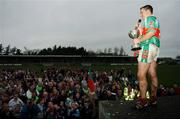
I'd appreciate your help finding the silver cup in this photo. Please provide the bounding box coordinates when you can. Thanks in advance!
[128,29,141,51]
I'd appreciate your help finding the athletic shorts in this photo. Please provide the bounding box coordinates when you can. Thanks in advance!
[137,44,159,63]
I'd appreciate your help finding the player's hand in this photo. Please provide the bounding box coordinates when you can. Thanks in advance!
[133,38,140,44]
[138,26,143,35]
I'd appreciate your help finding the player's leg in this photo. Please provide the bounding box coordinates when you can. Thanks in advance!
[137,44,151,99]
[137,62,150,99]
[147,44,159,105]
[148,61,158,97]
[135,62,150,109]
[135,44,151,109]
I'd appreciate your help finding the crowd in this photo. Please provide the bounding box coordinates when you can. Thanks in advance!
[0,67,180,119]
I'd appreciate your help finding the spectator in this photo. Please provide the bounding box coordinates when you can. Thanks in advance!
[69,102,80,119]
[81,98,93,119]
[46,101,56,119]
[173,84,180,95]
[0,103,12,119]
[37,98,46,119]
[8,93,24,112]
[106,90,116,100]
[20,99,39,119]
[56,101,67,119]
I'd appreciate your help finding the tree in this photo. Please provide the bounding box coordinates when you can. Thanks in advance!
[38,48,48,55]
[10,47,17,55]
[77,47,87,55]
[119,46,125,56]
[0,44,129,56]
[23,47,40,55]
[88,50,96,56]
[108,48,112,54]
[16,49,22,55]
[23,47,29,55]
[0,44,3,55]
[31,49,40,55]
[96,49,103,55]
[52,45,57,55]
[176,55,180,59]
[5,45,10,55]
[114,47,119,56]
[47,47,52,55]
[104,48,107,54]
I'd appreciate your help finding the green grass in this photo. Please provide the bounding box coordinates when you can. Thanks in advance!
[157,65,180,86]
[0,63,180,87]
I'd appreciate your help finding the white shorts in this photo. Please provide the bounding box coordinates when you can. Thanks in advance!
[138,44,159,63]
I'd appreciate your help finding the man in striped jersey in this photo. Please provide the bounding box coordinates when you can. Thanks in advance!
[133,5,160,109]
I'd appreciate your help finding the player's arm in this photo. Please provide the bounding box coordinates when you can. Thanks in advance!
[134,31,154,44]
[139,31,154,42]
[134,17,157,44]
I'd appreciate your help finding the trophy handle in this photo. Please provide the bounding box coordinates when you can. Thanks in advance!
[131,47,141,51]
[131,43,141,51]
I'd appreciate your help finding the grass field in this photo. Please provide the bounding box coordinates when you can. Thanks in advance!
[0,63,180,87]
[157,64,180,86]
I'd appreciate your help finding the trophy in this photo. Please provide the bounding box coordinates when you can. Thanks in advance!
[128,19,142,51]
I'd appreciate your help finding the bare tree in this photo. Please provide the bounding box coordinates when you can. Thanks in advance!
[119,46,125,56]
[114,47,119,56]
[96,49,103,54]
[108,48,112,54]
[104,48,107,54]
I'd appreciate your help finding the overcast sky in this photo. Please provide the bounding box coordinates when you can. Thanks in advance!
[0,0,180,58]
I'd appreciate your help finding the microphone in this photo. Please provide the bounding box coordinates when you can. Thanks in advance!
[135,19,141,30]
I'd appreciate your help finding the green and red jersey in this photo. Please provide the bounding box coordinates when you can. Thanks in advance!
[140,16,160,47]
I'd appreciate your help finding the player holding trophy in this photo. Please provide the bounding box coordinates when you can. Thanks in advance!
[132,5,160,109]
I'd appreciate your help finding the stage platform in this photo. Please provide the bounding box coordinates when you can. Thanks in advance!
[99,95,180,119]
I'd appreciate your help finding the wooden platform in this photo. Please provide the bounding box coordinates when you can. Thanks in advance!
[99,96,180,119]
